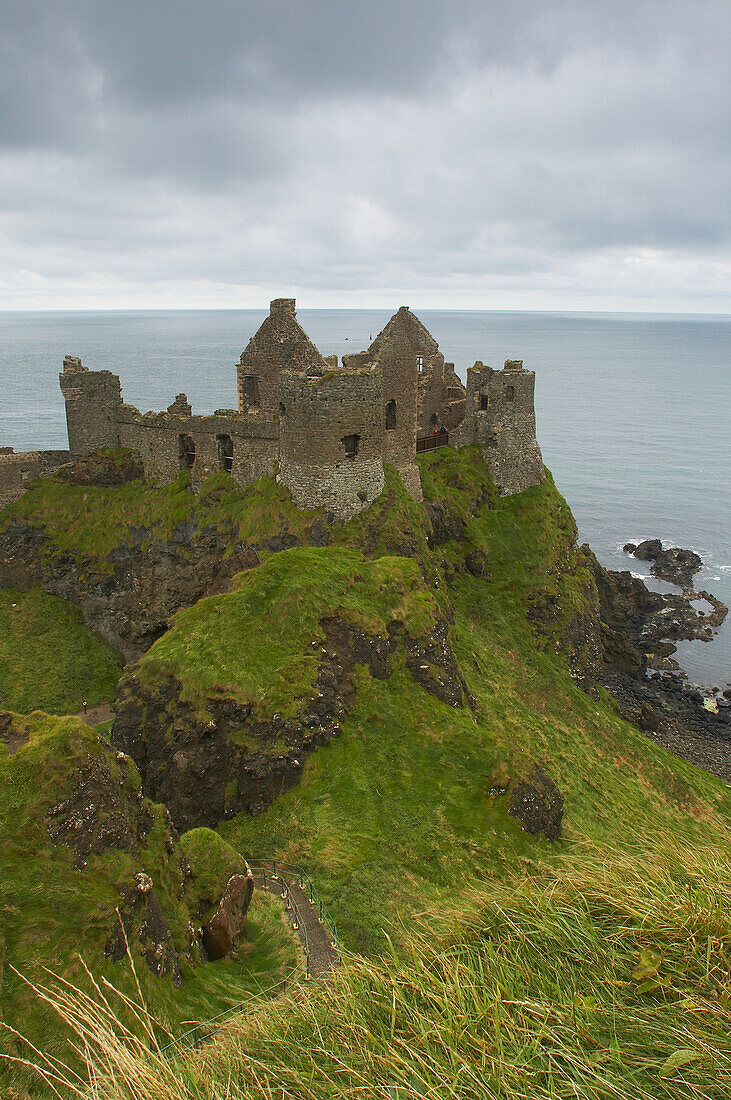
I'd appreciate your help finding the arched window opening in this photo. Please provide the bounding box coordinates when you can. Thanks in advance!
[342,433,360,459]
[506,385,515,401]
[279,402,286,417]
[385,400,397,430]
[429,413,439,427]
[416,355,424,372]
[178,434,196,470]
[217,433,233,473]
[479,393,489,411]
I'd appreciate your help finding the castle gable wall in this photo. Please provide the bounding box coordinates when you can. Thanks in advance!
[237,299,327,418]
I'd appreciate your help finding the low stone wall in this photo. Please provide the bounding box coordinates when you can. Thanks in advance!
[117,407,278,490]
[0,449,71,509]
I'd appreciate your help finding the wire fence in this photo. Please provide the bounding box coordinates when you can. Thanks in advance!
[160,857,340,1057]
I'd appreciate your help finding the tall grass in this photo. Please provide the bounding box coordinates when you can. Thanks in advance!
[8,837,731,1099]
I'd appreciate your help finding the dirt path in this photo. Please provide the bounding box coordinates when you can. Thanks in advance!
[73,703,114,727]
[255,873,339,979]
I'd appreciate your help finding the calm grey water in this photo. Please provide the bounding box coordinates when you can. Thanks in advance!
[1,308,729,688]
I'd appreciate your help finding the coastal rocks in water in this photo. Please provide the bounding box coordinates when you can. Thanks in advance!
[623,539,702,589]
[201,870,254,961]
[112,615,468,831]
[652,547,702,588]
[624,538,662,561]
[507,767,564,840]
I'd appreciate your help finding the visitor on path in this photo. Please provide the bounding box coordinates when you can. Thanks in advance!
[82,698,87,714]
[432,423,440,437]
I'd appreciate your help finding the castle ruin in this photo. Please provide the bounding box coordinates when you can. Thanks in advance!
[0,301,544,518]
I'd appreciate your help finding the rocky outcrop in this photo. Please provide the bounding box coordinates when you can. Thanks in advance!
[507,767,564,840]
[623,540,703,589]
[582,546,731,781]
[201,871,254,960]
[0,518,251,662]
[105,876,186,986]
[112,614,468,831]
[47,750,155,871]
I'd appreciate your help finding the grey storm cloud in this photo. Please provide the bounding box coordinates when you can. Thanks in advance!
[0,0,729,309]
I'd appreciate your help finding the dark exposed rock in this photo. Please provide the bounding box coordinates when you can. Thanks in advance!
[425,502,466,547]
[652,547,702,588]
[465,548,490,579]
[55,449,144,488]
[507,767,564,840]
[0,518,251,662]
[632,539,662,561]
[112,614,467,830]
[581,544,730,781]
[201,870,254,961]
[623,538,703,589]
[47,751,154,871]
[105,882,184,986]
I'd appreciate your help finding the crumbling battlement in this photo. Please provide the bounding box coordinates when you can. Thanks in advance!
[3,299,544,522]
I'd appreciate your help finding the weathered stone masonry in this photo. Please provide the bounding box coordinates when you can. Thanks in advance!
[0,299,544,515]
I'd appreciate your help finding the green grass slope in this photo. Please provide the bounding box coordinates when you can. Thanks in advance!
[0,588,124,714]
[0,713,298,1096]
[4,449,731,1099]
[0,467,324,571]
[208,456,731,954]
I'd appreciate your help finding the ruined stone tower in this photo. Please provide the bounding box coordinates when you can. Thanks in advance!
[454,360,545,496]
[59,355,123,457]
[278,367,385,521]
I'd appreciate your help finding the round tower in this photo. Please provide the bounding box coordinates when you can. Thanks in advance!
[277,368,385,521]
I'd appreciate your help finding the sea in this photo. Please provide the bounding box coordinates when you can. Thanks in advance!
[0,308,728,689]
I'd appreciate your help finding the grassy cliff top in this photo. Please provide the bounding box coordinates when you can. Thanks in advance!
[0,588,124,714]
[136,546,442,718]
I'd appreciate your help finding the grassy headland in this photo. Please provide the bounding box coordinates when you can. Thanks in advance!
[0,449,729,1098]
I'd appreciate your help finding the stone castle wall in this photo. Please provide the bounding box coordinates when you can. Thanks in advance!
[278,368,385,520]
[2,299,544,522]
[117,405,278,492]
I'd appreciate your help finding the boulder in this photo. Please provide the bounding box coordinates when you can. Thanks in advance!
[201,870,254,960]
[632,539,662,561]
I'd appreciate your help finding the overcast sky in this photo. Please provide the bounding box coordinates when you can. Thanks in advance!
[1,0,729,312]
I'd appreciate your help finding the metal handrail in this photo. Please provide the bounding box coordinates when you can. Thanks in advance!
[247,858,341,960]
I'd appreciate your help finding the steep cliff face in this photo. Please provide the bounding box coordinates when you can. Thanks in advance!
[111,549,467,830]
[0,467,331,661]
